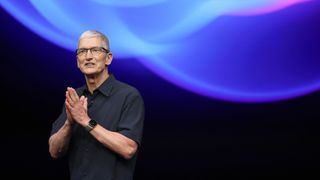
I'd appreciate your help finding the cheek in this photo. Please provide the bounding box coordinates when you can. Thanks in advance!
[98,62,106,69]
[92,61,105,70]
[77,59,83,66]
[78,62,85,69]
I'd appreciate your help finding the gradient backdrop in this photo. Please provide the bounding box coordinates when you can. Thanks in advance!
[1,1,320,179]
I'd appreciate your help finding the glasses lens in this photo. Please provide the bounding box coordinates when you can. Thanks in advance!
[76,47,109,57]
[91,47,102,56]
[76,49,86,56]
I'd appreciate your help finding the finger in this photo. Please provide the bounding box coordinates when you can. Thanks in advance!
[68,87,79,102]
[80,96,86,106]
[65,100,72,113]
[66,87,74,102]
[80,96,85,102]
[66,89,74,103]
[67,88,77,102]
[66,91,74,107]
[65,99,72,110]
[83,97,88,110]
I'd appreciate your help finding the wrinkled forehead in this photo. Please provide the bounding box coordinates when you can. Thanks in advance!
[78,36,107,48]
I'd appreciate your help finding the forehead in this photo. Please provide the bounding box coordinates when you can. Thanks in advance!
[78,36,104,48]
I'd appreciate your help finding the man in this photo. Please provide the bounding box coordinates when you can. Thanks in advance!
[49,30,144,180]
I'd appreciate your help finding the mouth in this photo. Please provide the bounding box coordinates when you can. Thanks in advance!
[84,62,95,67]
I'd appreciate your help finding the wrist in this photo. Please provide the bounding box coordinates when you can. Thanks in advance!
[85,119,97,132]
[65,119,73,126]
[81,117,91,127]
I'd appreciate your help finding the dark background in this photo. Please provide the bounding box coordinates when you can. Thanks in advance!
[1,6,319,179]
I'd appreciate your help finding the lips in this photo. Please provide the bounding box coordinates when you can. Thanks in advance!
[84,62,95,67]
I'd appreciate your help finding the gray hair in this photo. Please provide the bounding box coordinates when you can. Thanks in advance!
[78,30,110,50]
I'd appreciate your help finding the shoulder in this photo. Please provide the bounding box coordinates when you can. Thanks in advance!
[113,80,145,110]
[113,80,142,98]
[110,78,144,104]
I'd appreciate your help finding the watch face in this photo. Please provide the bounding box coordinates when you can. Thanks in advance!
[89,119,97,127]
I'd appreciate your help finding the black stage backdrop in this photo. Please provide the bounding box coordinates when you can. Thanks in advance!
[1,7,319,180]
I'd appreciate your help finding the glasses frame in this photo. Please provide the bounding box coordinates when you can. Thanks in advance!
[76,47,109,57]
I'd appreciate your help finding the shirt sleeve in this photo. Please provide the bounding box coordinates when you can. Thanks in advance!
[117,89,145,146]
[50,104,67,135]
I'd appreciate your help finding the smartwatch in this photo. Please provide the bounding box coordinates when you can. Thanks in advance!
[85,119,97,132]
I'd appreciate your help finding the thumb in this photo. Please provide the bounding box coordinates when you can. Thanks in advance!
[83,97,88,110]
[80,95,85,102]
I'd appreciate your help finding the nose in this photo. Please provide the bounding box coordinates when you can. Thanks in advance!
[85,49,93,59]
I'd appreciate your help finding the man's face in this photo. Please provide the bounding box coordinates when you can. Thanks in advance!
[76,36,112,76]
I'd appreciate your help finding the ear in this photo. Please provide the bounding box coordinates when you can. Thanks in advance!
[77,58,80,69]
[105,52,113,66]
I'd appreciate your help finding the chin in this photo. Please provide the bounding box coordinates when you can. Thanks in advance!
[82,69,98,75]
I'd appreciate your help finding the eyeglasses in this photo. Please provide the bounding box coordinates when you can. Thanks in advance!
[76,47,109,57]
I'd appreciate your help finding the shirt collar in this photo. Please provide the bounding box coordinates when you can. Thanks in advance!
[79,74,115,97]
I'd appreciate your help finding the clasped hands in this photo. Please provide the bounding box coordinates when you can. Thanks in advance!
[65,87,90,127]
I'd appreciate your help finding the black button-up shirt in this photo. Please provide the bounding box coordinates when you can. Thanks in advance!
[51,74,144,180]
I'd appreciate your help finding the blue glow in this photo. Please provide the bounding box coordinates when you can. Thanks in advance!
[1,0,319,102]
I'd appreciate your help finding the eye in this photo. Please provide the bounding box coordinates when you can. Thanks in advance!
[77,49,86,55]
[91,47,100,53]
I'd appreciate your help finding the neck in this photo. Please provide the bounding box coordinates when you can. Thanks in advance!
[85,70,109,94]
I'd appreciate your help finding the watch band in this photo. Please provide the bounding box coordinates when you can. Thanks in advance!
[85,119,97,132]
